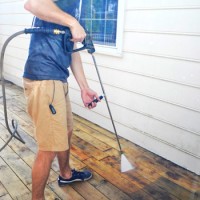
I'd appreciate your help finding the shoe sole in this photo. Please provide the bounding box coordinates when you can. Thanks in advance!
[58,174,93,187]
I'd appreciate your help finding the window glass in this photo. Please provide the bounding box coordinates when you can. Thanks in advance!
[80,0,118,46]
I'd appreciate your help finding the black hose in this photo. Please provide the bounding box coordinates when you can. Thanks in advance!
[0,30,26,151]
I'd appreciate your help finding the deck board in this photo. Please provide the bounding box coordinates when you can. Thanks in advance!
[0,82,199,200]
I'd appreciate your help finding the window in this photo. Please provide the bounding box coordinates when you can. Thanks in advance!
[80,0,124,56]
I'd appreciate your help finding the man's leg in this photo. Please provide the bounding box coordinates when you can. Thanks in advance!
[57,129,73,179]
[57,128,92,187]
[32,151,56,200]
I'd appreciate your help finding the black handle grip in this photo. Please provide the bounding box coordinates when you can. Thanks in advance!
[64,31,95,54]
[88,95,103,107]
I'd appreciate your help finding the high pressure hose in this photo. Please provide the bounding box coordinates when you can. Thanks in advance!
[0,30,26,151]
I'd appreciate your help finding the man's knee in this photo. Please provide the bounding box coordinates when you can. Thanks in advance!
[37,151,56,163]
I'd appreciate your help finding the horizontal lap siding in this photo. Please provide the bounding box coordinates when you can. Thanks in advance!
[0,0,200,174]
[0,0,31,86]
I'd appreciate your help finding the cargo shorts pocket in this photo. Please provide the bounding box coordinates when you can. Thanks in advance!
[23,79,35,98]
[23,79,38,116]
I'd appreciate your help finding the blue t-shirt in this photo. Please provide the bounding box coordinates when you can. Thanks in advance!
[23,0,82,82]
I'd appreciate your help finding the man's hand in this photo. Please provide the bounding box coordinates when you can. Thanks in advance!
[81,88,100,109]
[70,20,86,43]
[24,0,86,43]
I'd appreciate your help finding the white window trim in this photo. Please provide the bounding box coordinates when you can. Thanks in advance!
[93,0,125,57]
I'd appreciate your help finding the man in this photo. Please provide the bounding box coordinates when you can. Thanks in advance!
[23,0,100,199]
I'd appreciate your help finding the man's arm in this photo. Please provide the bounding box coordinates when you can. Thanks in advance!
[24,0,86,42]
[70,47,99,109]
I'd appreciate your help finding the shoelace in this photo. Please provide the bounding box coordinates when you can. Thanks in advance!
[72,169,84,179]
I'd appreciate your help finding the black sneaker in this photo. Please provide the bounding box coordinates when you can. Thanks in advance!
[58,169,92,186]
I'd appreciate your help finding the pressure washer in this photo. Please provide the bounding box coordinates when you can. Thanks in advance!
[0,28,134,172]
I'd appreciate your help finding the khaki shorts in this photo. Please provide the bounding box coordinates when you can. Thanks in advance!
[23,79,73,151]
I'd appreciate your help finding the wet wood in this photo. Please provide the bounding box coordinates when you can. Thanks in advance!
[0,82,199,200]
[73,127,111,151]
[72,134,109,160]
[73,114,116,140]
[70,155,87,170]
[71,181,109,200]
[88,171,133,200]
[135,154,200,192]
[74,119,119,149]
[70,144,90,161]
[84,157,154,200]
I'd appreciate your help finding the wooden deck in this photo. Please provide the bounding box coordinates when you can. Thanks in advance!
[0,82,199,200]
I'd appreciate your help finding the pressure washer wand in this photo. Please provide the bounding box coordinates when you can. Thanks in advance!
[91,54,123,153]
[89,51,134,172]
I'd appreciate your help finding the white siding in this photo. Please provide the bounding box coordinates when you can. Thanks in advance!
[0,0,31,85]
[0,0,200,174]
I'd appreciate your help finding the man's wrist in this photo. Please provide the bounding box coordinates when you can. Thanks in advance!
[66,17,78,29]
[81,87,90,92]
